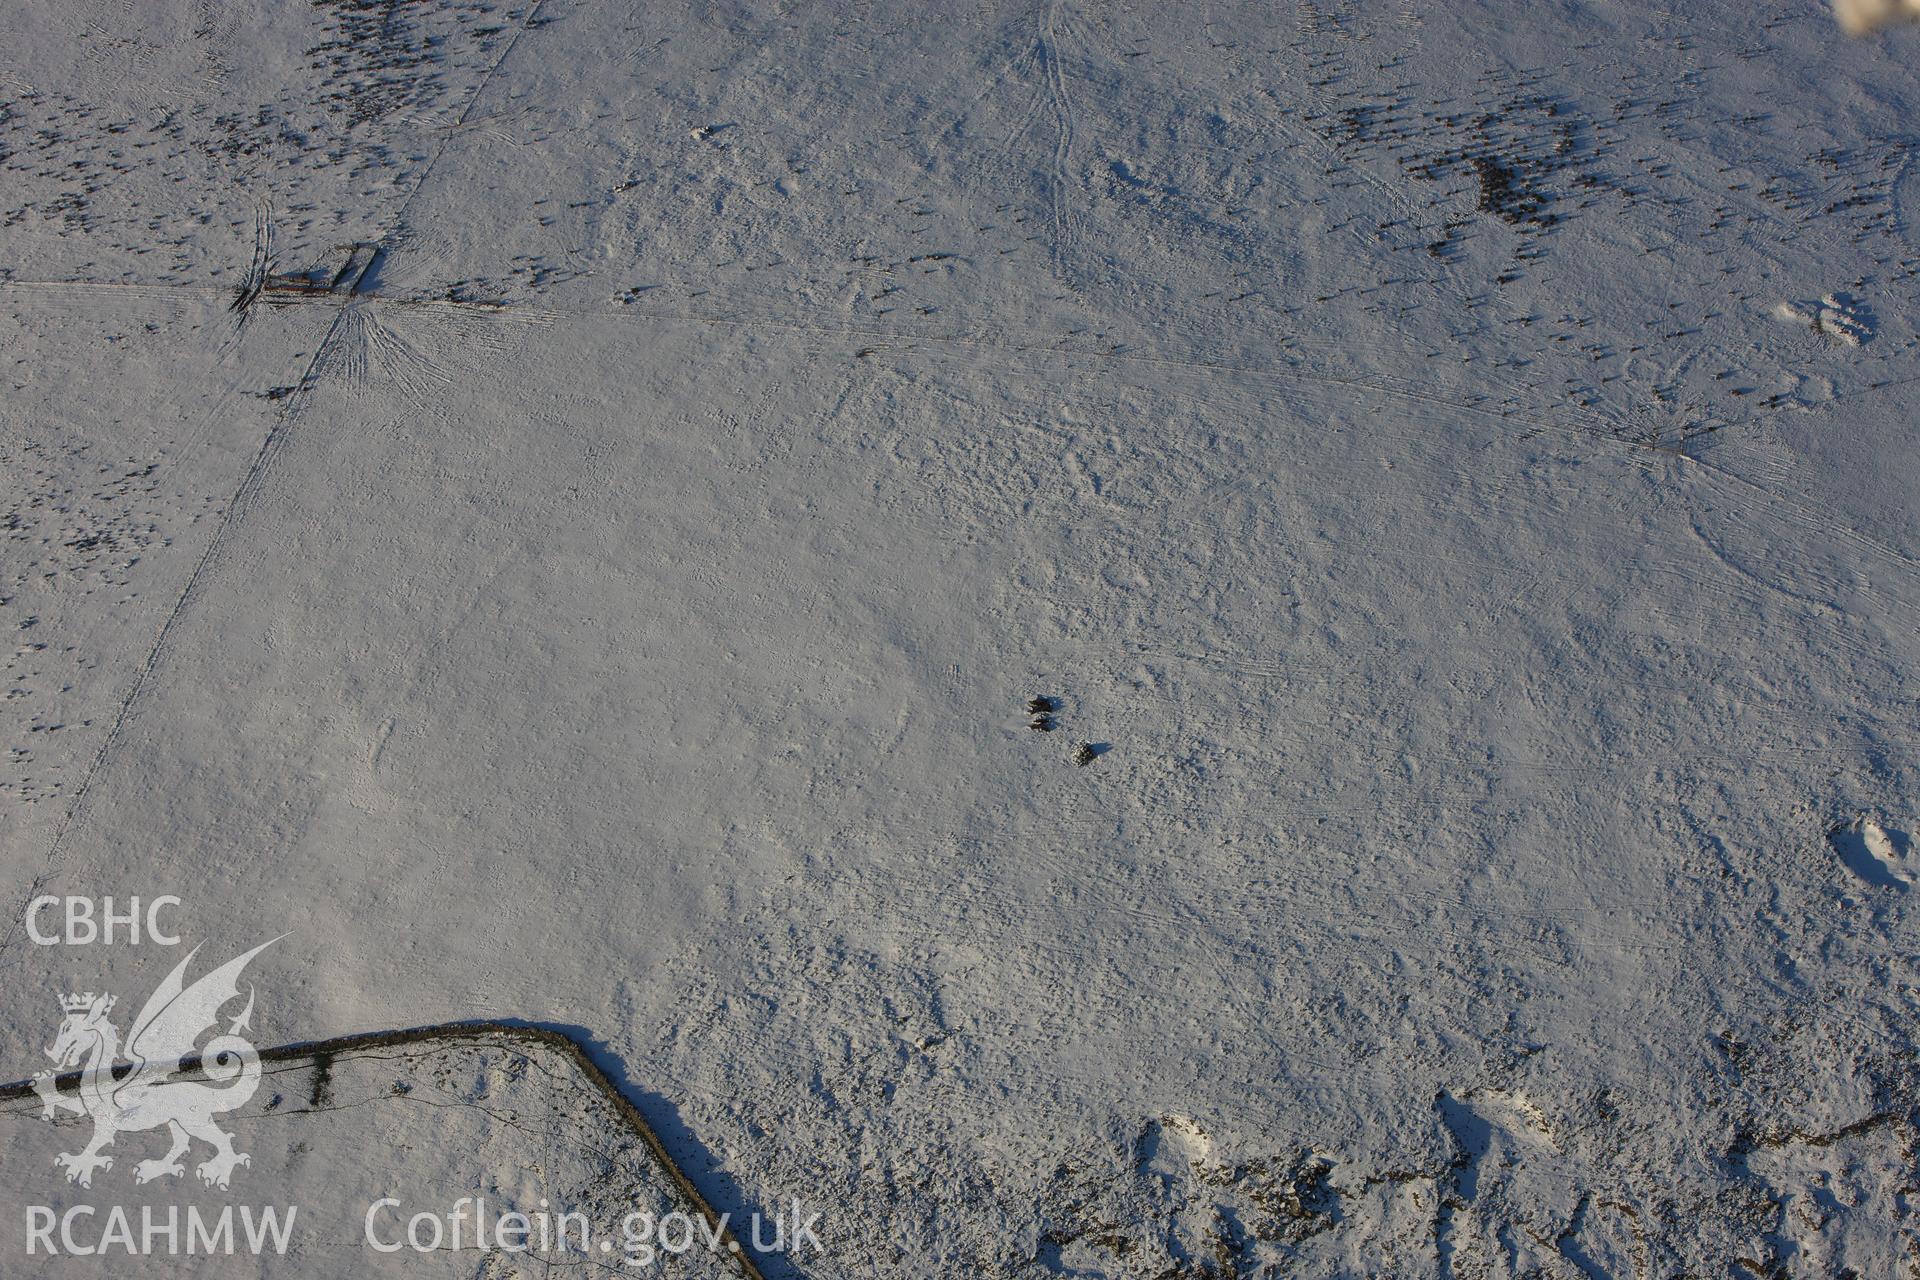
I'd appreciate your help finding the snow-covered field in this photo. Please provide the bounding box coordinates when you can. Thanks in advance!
[3,1,1918,1275]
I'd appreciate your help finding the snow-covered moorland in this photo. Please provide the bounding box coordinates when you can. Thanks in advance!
[2,1,1918,1275]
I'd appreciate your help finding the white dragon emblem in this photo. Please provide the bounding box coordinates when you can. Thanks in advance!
[31,938,280,1190]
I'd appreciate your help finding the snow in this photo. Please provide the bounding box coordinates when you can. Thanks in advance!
[2,1027,752,1276]
[3,0,1919,1275]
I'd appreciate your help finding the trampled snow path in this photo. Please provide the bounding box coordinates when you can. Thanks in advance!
[3,2,1918,1275]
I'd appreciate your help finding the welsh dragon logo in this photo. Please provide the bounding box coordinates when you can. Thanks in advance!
[32,938,280,1190]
